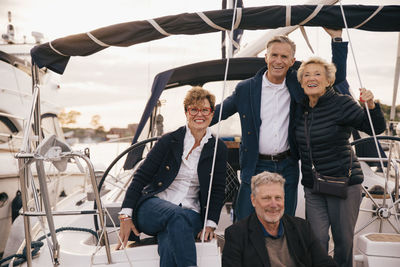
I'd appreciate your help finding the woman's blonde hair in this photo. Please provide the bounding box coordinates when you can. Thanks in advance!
[183,86,216,112]
[297,57,337,86]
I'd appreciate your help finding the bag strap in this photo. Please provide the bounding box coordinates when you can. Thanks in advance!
[304,111,315,170]
[304,111,353,178]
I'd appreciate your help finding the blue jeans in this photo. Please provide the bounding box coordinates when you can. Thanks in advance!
[234,157,299,221]
[137,197,203,267]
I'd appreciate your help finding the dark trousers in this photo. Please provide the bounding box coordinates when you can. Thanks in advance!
[304,184,362,267]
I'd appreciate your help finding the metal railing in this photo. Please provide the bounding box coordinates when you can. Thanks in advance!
[14,64,112,266]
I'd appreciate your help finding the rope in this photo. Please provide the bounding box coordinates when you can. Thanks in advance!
[286,6,291,26]
[0,241,43,267]
[338,0,400,229]
[103,208,134,266]
[49,41,68,57]
[354,6,384,29]
[290,4,324,54]
[299,26,315,54]
[90,220,106,267]
[338,0,385,173]
[86,32,110,47]
[147,19,171,36]
[299,5,324,26]
[197,8,242,50]
[199,1,239,266]
[197,12,227,31]
[285,5,324,27]
[0,227,98,267]
[233,8,242,30]
[198,1,240,266]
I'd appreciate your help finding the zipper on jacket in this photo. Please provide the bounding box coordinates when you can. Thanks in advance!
[304,110,316,171]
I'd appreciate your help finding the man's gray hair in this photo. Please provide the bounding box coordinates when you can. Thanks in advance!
[266,35,296,57]
[251,171,286,197]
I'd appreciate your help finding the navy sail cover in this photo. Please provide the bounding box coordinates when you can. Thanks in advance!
[31,5,400,74]
[29,5,400,169]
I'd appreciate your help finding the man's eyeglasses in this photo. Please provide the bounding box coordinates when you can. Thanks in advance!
[187,107,213,116]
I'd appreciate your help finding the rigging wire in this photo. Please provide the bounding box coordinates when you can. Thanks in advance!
[102,208,134,267]
[199,0,240,264]
[338,0,400,231]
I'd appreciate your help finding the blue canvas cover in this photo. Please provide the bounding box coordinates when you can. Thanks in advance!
[31,5,400,74]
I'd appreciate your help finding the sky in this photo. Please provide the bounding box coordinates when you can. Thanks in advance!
[1,0,399,131]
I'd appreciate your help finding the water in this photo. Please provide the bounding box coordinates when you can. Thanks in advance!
[72,142,131,173]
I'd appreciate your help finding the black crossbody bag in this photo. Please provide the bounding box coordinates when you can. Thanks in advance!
[304,112,351,199]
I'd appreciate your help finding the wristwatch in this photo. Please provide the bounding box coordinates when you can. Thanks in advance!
[333,37,343,42]
[118,214,131,222]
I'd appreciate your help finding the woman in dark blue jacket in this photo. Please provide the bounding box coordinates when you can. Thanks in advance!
[117,87,227,267]
[295,57,386,267]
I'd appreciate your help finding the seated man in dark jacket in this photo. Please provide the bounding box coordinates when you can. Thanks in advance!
[222,171,336,267]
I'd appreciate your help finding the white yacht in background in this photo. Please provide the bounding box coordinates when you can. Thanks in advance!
[0,12,87,258]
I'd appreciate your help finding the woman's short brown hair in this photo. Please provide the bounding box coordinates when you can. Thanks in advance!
[297,57,337,86]
[183,86,216,112]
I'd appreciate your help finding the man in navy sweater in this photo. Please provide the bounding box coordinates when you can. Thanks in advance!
[211,28,348,220]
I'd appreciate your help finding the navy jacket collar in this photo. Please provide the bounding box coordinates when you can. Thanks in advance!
[169,126,186,164]
[302,87,336,109]
[258,219,284,239]
[250,67,265,130]
[169,126,216,164]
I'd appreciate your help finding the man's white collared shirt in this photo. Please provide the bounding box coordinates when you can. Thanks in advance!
[259,71,290,155]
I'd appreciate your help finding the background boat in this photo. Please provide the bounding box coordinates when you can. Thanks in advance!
[0,12,90,258]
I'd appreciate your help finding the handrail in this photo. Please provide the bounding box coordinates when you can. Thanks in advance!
[75,151,112,263]
[391,158,399,211]
[21,210,99,216]
[93,137,159,233]
[357,157,400,162]
[15,146,113,264]
[97,137,160,192]
[14,64,43,267]
[0,132,23,139]
[350,136,400,146]
[0,111,25,121]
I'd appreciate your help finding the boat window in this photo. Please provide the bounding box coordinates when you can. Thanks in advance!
[41,113,65,141]
[0,115,18,144]
[157,81,241,138]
